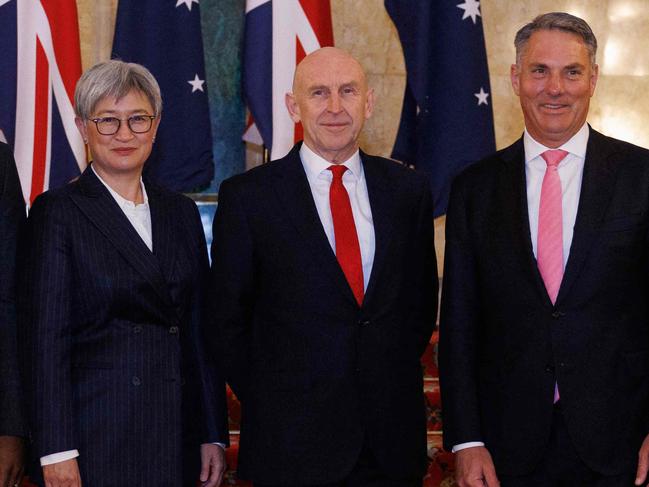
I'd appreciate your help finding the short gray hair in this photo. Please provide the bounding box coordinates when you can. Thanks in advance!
[74,60,162,119]
[514,12,597,66]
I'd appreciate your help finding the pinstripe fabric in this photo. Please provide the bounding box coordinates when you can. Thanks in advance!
[18,167,228,486]
[0,142,26,437]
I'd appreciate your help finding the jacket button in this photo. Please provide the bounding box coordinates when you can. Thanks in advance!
[358,320,371,327]
[551,311,564,319]
[545,365,554,373]
[132,376,141,386]
[169,326,179,334]
[133,325,142,334]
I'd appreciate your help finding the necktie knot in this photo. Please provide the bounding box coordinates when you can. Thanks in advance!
[541,149,568,168]
[328,164,348,181]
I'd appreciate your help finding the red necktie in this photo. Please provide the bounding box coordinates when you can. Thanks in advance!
[537,149,568,403]
[328,165,364,306]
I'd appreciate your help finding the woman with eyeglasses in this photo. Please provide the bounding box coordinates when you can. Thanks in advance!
[19,60,228,487]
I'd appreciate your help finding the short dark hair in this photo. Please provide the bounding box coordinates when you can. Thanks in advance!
[514,12,597,65]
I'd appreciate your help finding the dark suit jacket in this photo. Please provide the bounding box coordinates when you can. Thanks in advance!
[18,167,228,487]
[207,144,438,485]
[439,127,649,476]
[0,142,26,437]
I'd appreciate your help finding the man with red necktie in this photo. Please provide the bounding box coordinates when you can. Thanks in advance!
[439,11,649,487]
[207,47,437,487]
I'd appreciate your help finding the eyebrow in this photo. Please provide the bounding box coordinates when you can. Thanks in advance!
[306,81,360,91]
[528,62,586,70]
[307,84,329,92]
[93,108,151,116]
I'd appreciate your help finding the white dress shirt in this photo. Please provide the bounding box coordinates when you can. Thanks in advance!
[300,143,375,290]
[40,166,152,466]
[93,165,153,251]
[452,123,589,454]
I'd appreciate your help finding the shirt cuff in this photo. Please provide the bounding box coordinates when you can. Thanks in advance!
[40,449,80,466]
[452,441,485,453]
[211,442,226,449]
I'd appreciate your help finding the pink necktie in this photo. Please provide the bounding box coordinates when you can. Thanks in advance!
[537,149,568,403]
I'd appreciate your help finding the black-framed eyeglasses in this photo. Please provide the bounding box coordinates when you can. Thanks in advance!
[89,115,157,135]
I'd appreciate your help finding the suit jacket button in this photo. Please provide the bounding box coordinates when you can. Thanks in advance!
[132,376,141,386]
[551,311,564,319]
[133,325,142,334]
[545,365,554,373]
[358,320,371,327]
[169,326,179,334]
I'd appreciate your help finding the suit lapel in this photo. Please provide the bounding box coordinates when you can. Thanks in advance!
[271,145,358,306]
[556,128,619,305]
[500,139,553,304]
[147,182,177,287]
[70,168,174,306]
[361,151,395,307]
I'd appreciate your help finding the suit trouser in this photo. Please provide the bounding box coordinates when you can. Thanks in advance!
[255,441,422,487]
[500,404,636,487]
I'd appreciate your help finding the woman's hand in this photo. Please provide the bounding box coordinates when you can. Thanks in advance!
[43,458,82,487]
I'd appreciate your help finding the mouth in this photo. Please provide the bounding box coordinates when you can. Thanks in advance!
[539,103,570,112]
[321,123,350,132]
[112,147,137,155]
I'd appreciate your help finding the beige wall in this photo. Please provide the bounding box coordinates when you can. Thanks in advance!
[77,0,649,269]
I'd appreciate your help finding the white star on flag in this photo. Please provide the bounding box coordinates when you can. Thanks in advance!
[188,74,206,93]
[474,87,490,106]
[176,0,199,12]
[457,0,481,24]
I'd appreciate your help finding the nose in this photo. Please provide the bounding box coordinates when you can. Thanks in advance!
[114,119,135,140]
[327,93,342,113]
[546,71,564,96]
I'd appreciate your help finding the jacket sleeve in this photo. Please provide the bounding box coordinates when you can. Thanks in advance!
[0,145,27,437]
[18,194,77,457]
[206,179,255,403]
[185,200,229,445]
[438,175,484,450]
[410,174,438,357]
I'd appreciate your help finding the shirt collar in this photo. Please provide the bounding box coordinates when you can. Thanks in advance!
[299,142,362,181]
[91,164,148,208]
[523,122,589,163]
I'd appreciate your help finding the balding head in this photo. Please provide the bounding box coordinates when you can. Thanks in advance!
[286,47,374,164]
[292,47,368,93]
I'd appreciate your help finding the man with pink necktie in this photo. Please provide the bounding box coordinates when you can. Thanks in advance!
[439,12,649,487]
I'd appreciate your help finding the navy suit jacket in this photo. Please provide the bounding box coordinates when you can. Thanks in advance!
[207,144,438,485]
[440,128,649,476]
[19,167,228,486]
[0,142,26,437]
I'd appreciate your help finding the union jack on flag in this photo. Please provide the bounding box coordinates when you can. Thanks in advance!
[0,0,86,205]
[243,0,334,160]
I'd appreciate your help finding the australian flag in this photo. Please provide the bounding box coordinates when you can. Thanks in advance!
[112,0,214,192]
[0,0,86,205]
[385,0,495,217]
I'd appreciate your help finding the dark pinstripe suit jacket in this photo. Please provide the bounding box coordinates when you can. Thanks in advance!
[18,167,228,487]
[0,142,26,437]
